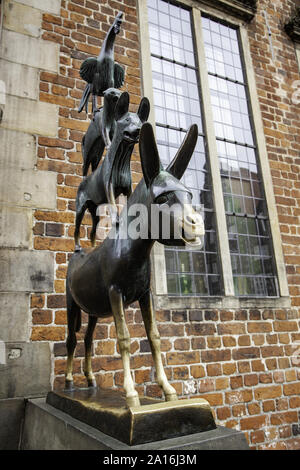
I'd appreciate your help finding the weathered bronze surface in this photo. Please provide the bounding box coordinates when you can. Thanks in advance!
[66,122,205,408]
[81,87,121,176]
[64,9,207,427]
[74,92,150,247]
[46,388,215,446]
[78,11,124,114]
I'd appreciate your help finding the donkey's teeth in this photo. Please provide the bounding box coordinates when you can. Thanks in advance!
[181,235,202,247]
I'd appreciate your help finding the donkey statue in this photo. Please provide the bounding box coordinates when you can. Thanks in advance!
[65,122,205,407]
[81,87,121,177]
[74,91,150,249]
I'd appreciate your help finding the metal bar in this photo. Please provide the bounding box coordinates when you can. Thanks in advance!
[156,121,205,137]
[208,71,245,87]
[150,52,197,71]
[216,136,256,149]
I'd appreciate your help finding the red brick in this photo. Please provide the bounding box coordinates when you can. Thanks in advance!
[190,365,205,378]
[198,393,223,406]
[247,322,272,333]
[240,415,267,431]
[225,390,253,404]
[283,382,300,396]
[270,411,299,426]
[206,363,222,376]
[166,351,200,365]
[31,327,65,341]
[217,323,245,335]
[217,407,231,421]
[254,385,282,401]
[201,349,231,363]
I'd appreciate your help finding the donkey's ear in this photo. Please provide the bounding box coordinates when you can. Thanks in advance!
[137,97,150,123]
[139,122,161,187]
[166,124,198,180]
[114,91,129,121]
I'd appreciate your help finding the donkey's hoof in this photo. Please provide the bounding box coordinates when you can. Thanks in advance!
[165,393,178,402]
[126,395,141,408]
[87,378,97,388]
[64,379,75,391]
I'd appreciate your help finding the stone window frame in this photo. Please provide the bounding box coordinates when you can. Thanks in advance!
[137,0,290,310]
[296,45,300,72]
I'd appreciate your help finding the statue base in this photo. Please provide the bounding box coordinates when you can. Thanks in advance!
[46,387,216,446]
[21,396,250,450]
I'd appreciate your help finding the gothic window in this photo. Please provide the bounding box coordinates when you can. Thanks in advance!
[141,0,287,300]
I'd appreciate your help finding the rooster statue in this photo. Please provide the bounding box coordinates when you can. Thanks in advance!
[78,11,125,114]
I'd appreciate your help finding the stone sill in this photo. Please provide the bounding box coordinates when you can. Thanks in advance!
[154,295,291,311]
[196,0,256,22]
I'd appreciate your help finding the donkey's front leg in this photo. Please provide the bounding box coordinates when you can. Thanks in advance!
[109,287,140,407]
[139,290,178,402]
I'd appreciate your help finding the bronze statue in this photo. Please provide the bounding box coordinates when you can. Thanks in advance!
[78,12,125,114]
[74,91,150,249]
[65,122,205,407]
[81,87,121,176]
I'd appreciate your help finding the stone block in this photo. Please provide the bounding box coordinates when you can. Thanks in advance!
[0,206,32,248]
[0,168,57,209]
[0,128,36,170]
[0,30,59,72]
[4,1,42,38]
[0,293,30,342]
[0,250,54,293]
[0,398,25,449]
[0,342,51,399]
[0,59,39,100]
[21,398,249,450]
[14,0,61,15]
[1,95,58,136]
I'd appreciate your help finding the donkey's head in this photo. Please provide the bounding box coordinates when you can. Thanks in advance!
[113,92,150,145]
[139,122,205,247]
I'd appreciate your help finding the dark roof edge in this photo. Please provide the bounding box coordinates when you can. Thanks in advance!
[197,0,257,22]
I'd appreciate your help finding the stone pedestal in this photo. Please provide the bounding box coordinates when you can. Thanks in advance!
[21,394,249,450]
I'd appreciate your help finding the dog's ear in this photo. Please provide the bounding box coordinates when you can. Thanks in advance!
[114,92,129,121]
[137,97,150,123]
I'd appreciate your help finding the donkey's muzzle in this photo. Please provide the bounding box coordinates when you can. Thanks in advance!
[123,130,140,143]
[181,212,205,247]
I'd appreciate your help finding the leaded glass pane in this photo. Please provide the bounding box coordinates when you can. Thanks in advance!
[203,15,278,297]
[149,0,221,296]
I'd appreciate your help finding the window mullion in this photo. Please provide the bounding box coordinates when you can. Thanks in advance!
[137,0,168,296]
[192,7,235,297]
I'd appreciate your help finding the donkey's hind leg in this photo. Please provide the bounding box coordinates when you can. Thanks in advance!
[65,287,81,390]
[84,315,98,387]
[139,290,178,402]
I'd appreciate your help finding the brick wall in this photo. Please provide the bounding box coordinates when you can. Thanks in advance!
[24,0,300,450]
